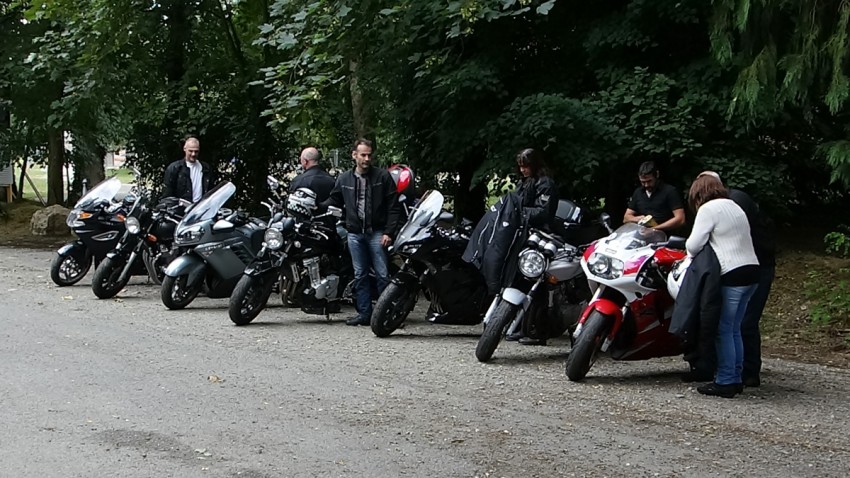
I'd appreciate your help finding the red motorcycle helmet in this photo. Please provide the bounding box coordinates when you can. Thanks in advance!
[387,163,415,199]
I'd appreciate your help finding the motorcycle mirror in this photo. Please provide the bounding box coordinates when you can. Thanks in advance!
[666,236,687,250]
[438,211,453,223]
[398,194,407,203]
[328,206,342,218]
[599,212,611,225]
[267,175,280,190]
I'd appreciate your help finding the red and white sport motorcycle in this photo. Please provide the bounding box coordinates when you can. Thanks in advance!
[564,221,686,381]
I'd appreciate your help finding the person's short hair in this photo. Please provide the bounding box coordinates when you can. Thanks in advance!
[638,161,658,177]
[301,148,322,163]
[688,174,729,211]
[352,138,373,152]
[184,136,200,147]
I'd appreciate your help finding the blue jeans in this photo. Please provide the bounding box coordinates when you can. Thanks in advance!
[741,265,775,379]
[347,231,390,319]
[716,284,757,385]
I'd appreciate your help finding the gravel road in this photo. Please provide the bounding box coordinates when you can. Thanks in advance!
[1,246,848,477]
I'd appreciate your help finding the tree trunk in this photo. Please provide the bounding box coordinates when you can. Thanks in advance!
[349,59,371,140]
[46,128,65,205]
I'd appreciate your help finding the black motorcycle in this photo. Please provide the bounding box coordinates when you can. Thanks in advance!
[228,200,348,325]
[91,188,188,299]
[51,177,127,286]
[161,181,266,310]
[370,189,489,337]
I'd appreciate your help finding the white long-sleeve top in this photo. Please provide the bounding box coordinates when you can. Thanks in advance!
[686,198,759,275]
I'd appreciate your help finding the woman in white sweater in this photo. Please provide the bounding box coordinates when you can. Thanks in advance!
[686,175,759,398]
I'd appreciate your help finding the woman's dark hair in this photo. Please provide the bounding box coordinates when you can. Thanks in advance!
[516,148,547,178]
[688,174,729,211]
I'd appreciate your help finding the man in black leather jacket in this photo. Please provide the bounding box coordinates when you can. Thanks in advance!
[162,137,216,203]
[321,138,402,326]
[289,147,335,203]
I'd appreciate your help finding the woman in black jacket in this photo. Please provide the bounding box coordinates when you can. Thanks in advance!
[515,148,558,229]
[512,148,559,345]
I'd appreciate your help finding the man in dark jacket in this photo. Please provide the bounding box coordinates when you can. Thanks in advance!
[289,147,335,203]
[322,138,402,326]
[162,137,216,203]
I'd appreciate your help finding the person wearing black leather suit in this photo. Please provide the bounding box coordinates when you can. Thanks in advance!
[511,148,558,345]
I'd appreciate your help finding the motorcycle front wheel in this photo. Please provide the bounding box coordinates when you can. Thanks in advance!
[161,273,203,310]
[50,250,92,286]
[371,282,417,337]
[564,311,609,381]
[91,256,130,299]
[229,274,275,326]
[475,300,519,362]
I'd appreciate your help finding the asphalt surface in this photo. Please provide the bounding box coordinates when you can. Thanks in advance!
[2,246,849,477]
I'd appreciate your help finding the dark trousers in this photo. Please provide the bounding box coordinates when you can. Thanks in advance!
[741,265,775,379]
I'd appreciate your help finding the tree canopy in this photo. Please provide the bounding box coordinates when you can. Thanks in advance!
[1,0,848,221]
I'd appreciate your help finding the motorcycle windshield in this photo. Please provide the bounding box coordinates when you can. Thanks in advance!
[395,190,443,247]
[74,177,122,210]
[178,181,236,227]
[603,223,667,250]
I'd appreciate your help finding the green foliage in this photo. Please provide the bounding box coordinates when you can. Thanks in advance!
[699,155,792,217]
[805,268,850,328]
[825,226,850,258]
[818,141,850,189]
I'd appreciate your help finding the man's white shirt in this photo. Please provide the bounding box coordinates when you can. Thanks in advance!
[187,160,203,202]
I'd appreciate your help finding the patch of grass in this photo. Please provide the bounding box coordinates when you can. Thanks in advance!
[14,166,135,203]
[804,268,850,328]
[106,167,135,184]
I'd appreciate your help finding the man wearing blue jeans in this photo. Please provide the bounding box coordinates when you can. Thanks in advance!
[322,138,402,326]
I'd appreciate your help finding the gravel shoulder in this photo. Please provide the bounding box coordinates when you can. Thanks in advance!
[1,246,849,477]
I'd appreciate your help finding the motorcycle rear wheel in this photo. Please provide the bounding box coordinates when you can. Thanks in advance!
[161,273,202,310]
[50,251,92,286]
[565,311,609,381]
[91,256,130,299]
[371,282,416,337]
[229,274,275,326]
[475,300,518,363]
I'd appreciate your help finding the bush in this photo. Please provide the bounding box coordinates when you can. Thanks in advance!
[825,226,850,258]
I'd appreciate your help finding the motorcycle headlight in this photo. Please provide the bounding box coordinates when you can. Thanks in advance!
[587,253,624,280]
[126,216,141,234]
[176,225,204,245]
[264,228,284,250]
[518,249,546,278]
